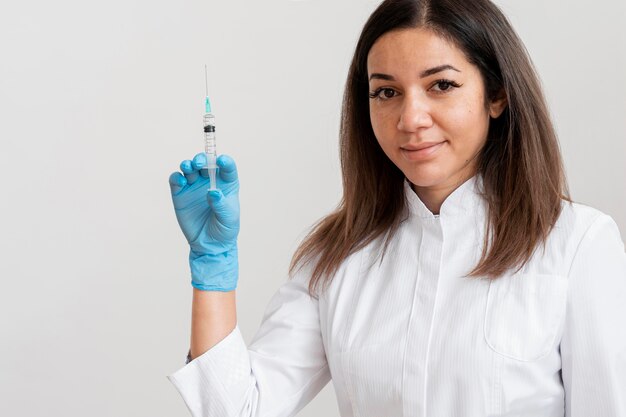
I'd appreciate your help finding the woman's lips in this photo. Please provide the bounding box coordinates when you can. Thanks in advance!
[400,141,445,161]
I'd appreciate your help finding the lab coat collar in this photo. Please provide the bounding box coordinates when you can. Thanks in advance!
[403,174,485,218]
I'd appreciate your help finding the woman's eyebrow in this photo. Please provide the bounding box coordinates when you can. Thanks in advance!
[369,64,461,81]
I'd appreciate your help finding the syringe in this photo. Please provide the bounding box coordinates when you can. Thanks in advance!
[203,65,218,191]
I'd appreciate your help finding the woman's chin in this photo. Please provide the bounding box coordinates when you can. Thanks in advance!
[403,170,448,189]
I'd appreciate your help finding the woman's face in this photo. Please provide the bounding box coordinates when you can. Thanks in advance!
[367,27,506,197]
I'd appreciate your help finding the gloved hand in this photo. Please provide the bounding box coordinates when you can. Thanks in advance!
[168,153,240,291]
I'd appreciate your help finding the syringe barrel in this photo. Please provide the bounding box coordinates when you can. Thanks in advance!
[203,113,217,169]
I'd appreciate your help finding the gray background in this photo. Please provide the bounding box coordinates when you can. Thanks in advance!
[0,0,624,416]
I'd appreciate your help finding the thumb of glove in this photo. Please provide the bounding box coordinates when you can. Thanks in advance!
[207,189,237,227]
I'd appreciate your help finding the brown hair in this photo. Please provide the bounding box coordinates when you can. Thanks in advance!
[289,0,571,297]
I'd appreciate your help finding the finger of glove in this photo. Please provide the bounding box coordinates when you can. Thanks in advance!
[194,152,210,178]
[207,189,237,226]
[169,172,187,195]
[180,159,199,184]
[216,154,238,183]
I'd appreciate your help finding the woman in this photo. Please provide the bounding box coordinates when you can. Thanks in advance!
[167,0,626,415]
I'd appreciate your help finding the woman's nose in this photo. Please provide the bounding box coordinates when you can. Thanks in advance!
[397,94,433,131]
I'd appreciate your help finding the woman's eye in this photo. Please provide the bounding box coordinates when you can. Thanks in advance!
[368,87,397,101]
[431,79,461,93]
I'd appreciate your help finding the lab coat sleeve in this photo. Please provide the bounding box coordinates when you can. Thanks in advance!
[561,213,626,416]
[167,264,331,417]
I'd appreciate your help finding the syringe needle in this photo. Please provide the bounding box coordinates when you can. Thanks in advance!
[204,64,209,97]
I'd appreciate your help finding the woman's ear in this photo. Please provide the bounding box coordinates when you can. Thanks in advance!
[489,89,508,118]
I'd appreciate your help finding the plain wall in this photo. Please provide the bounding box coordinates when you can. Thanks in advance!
[0,0,624,416]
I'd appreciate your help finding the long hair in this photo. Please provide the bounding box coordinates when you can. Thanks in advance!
[289,0,571,297]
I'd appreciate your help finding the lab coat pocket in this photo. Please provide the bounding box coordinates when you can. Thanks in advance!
[484,273,567,361]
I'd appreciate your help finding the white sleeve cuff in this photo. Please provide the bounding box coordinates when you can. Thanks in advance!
[167,325,253,417]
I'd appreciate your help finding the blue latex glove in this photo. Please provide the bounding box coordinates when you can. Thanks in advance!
[168,153,240,291]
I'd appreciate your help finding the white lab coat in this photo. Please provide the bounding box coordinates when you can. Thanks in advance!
[167,174,626,417]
